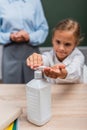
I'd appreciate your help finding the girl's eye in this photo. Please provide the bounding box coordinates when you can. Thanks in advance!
[56,40,60,44]
[65,43,71,46]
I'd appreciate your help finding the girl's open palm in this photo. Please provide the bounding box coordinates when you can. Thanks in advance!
[44,64,67,79]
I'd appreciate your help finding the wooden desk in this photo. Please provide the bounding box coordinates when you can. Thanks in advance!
[0,84,87,130]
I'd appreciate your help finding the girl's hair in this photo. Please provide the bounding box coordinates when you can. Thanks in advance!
[52,18,84,44]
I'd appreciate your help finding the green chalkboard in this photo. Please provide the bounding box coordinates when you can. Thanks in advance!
[41,0,87,46]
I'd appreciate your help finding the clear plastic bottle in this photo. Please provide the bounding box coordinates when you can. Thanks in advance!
[26,70,51,126]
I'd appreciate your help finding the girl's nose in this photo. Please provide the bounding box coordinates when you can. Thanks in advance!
[59,44,65,50]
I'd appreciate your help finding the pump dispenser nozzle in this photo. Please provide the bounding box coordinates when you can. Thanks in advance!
[35,66,47,71]
[34,70,42,79]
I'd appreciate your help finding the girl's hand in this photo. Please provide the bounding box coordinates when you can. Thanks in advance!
[44,64,67,79]
[26,53,43,69]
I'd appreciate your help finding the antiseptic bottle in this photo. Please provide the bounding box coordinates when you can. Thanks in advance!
[26,70,51,126]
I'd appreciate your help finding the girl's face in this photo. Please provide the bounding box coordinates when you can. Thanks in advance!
[52,30,76,61]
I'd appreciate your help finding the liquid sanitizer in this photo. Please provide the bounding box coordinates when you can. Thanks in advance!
[26,70,51,126]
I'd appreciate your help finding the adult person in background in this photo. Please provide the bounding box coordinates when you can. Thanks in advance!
[0,0,48,83]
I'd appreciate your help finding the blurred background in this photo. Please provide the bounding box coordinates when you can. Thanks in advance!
[41,0,87,46]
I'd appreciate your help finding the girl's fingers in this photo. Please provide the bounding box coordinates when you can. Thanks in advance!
[26,53,43,69]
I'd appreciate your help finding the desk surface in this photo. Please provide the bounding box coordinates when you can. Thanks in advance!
[0,84,87,130]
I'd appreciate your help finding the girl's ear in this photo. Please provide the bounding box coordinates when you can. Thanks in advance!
[77,42,79,46]
[76,40,80,46]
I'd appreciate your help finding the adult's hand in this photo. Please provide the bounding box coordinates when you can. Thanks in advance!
[10,30,29,42]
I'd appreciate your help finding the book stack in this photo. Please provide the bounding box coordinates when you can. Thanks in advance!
[0,101,22,130]
[5,119,18,130]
